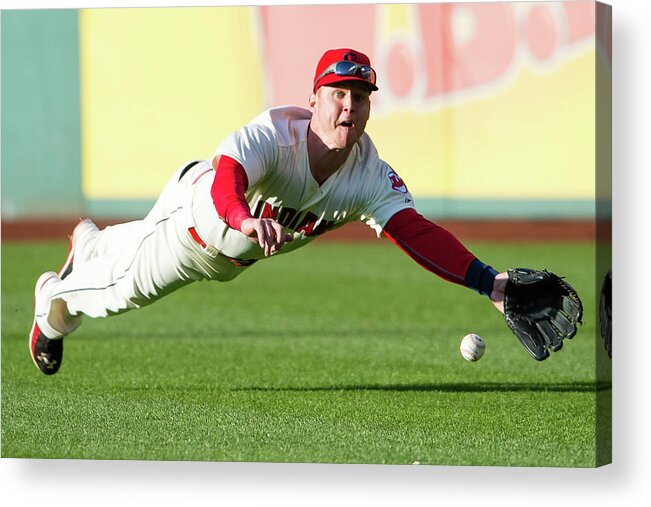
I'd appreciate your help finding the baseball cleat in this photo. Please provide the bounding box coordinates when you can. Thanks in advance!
[29,272,64,375]
[58,217,98,280]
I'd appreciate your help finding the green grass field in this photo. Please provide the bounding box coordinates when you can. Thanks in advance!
[2,239,603,466]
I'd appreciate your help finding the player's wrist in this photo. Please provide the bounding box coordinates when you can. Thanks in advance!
[230,210,254,232]
[465,259,498,297]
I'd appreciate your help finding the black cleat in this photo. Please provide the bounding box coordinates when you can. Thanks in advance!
[29,272,64,375]
[29,321,64,375]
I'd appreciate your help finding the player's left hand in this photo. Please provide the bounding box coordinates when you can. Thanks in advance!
[501,268,583,361]
[489,272,509,314]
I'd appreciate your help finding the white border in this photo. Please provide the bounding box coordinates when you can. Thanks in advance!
[1,1,648,506]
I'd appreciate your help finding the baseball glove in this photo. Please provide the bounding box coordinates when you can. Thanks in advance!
[599,269,612,358]
[503,268,583,361]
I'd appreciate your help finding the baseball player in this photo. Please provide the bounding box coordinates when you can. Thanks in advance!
[29,48,582,375]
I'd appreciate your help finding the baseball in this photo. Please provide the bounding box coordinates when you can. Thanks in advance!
[460,333,485,362]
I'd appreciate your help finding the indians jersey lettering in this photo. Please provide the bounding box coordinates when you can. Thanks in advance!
[191,106,415,260]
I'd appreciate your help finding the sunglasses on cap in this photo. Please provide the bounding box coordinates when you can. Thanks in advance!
[315,61,377,88]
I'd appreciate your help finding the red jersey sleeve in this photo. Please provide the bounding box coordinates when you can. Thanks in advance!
[384,208,497,295]
[211,155,253,231]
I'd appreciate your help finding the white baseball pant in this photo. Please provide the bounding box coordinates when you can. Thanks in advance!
[47,161,252,328]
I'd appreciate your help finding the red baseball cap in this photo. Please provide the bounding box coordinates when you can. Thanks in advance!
[313,48,379,93]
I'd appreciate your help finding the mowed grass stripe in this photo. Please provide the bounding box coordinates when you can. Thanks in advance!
[2,240,599,466]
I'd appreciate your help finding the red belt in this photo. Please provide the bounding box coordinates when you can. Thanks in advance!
[187,227,257,267]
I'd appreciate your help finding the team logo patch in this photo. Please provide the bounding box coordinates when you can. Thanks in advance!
[387,168,408,194]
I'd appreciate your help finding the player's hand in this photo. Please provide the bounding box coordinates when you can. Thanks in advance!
[240,218,294,257]
[489,272,509,314]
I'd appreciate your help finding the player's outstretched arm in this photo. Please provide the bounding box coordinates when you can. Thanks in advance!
[240,218,294,257]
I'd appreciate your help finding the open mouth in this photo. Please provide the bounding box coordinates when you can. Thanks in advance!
[339,121,353,128]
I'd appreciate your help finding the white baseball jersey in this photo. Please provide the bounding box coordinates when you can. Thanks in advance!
[191,106,415,261]
[43,106,415,324]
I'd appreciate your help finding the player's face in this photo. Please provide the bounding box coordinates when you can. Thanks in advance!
[309,82,371,151]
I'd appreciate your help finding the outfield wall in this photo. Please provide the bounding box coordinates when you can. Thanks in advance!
[1,3,606,220]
